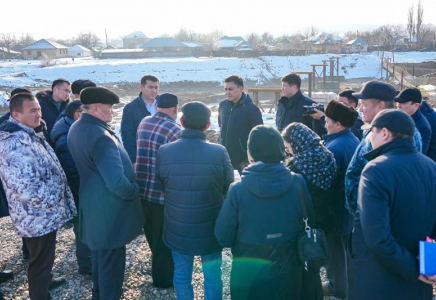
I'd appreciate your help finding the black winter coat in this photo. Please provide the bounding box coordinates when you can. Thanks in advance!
[218,92,263,172]
[215,163,313,300]
[420,101,436,161]
[121,93,152,163]
[276,90,316,132]
[349,139,436,300]
[36,91,69,138]
[50,116,79,205]
[157,130,234,256]
[412,109,432,156]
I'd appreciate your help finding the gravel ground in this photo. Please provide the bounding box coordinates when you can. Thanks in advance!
[1,217,435,299]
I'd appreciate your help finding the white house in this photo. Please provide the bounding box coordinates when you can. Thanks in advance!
[68,45,92,57]
[346,39,368,53]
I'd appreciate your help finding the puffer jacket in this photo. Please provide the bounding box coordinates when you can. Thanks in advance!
[0,117,76,237]
[215,163,313,300]
[157,129,234,256]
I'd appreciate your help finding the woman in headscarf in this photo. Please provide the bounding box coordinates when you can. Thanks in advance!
[282,122,338,300]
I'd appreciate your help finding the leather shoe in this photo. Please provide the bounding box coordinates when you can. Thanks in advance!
[0,270,13,283]
[49,277,66,290]
[322,281,335,296]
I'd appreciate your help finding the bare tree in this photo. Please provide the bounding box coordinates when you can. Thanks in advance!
[174,27,190,41]
[246,33,261,50]
[416,0,424,46]
[300,26,319,41]
[419,23,436,49]
[73,32,100,49]
[0,33,16,52]
[261,32,274,45]
[407,4,415,49]
[18,33,34,47]
[344,30,358,41]
[380,24,405,63]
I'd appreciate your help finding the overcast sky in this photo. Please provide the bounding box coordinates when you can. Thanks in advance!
[2,0,436,40]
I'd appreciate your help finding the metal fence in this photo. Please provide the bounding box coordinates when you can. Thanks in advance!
[383,58,436,88]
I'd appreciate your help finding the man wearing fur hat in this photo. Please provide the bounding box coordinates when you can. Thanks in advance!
[68,87,145,299]
[321,100,360,299]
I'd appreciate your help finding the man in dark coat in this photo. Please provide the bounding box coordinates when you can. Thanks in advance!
[218,75,263,174]
[156,102,234,300]
[349,109,436,300]
[420,99,436,162]
[135,93,182,288]
[396,88,432,155]
[68,87,145,299]
[51,100,92,275]
[36,78,71,136]
[322,100,359,299]
[276,72,317,132]
[121,74,159,164]
[310,89,364,140]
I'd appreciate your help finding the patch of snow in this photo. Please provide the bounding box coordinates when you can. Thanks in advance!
[0,90,9,106]
[420,85,436,91]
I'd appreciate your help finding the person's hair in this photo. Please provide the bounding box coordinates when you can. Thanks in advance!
[65,100,82,119]
[281,123,294,144]
[82,104,93,110]
[338,89,358,106]
[51,78,71,90]
[375,127,413,140]
[181,116,209,131]
[368,98,395,109]
[140,74,160,86]
[281,72,301,89]
[71,80,96,95]
[224,75,244,87]
[9,93,36,113]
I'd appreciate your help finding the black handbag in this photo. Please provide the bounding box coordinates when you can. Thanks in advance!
[294,175,328,271]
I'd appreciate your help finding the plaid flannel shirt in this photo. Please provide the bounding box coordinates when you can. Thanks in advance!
[135,112,182,204]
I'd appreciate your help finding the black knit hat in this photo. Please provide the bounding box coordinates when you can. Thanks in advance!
[80,87,119,105]
[181,101,211,128]
[325,100,358,128]
[248,125,286,163]
[9,88,31,99]
[71,80,96,95]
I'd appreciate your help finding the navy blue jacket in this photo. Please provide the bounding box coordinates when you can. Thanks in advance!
[420,101,436,161]
[215,163,313,299]
[349,139,436,300]
[323,129,359,235]
[218,92,263,172]
[36,91,69,138]
[412,109,432,155]
[276,90,316,132]
[156,130,234,256]
[350,117,364,141]
[50,116,80,205]
[121,93,152,163]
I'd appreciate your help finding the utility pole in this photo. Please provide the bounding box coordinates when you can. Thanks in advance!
[105,29,109,48]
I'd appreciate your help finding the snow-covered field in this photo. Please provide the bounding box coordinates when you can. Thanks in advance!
[0,54,385,88]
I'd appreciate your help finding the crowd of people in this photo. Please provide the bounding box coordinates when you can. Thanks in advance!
[0,72,435,300]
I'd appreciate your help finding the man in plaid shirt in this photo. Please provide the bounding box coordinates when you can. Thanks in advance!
[135,93,182,288]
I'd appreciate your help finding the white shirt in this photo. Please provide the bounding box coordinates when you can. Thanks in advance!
[142,96,157,115]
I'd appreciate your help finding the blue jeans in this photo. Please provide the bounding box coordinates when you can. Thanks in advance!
[171,251,223,300]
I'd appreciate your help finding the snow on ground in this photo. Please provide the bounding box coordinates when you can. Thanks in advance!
[0,54,383,88]
[378,51,436,63]
[420,84,436,91]
[0,91,8,106]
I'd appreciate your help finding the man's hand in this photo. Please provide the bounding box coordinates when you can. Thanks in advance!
[310,109,325,120]
[418,274,436,285]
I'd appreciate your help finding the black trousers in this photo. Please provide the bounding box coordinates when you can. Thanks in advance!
[25,230,57,300]
[91,246,126,300]
[324,234,349,299]
[142,200,174,288]
[72,216,92,272]
[300,267,323,300]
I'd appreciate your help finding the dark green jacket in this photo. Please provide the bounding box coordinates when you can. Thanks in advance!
[68,113,145,250]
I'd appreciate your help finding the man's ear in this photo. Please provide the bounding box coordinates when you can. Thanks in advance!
[205,122,211,131]
[382,128,392,141]
[180,117,185,127]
